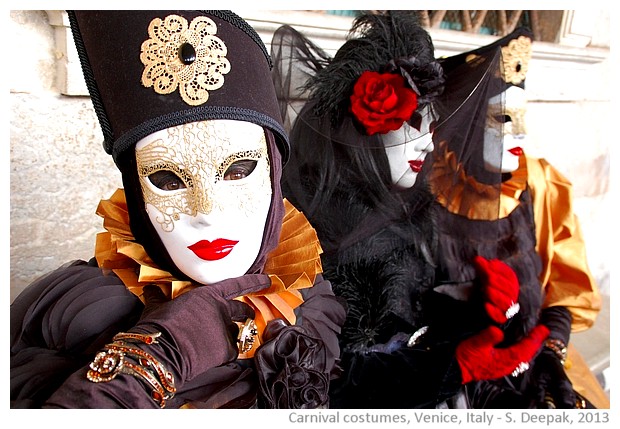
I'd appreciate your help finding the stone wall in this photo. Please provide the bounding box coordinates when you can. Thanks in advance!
[10,11,119,302]
[9,10,611,305]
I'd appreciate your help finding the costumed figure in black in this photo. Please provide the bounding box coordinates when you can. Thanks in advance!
[430,27,602,408]
[10,10,346,409]
[271,11,548,409]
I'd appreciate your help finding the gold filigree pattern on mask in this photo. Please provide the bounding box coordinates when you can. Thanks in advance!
[136,122,270,232]
[500,36,532,85]
[140,14,231,106]
[486,104,527,136]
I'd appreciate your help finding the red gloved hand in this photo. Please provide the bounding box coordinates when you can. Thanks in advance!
[456,324,550,384]
[474,255,520,324]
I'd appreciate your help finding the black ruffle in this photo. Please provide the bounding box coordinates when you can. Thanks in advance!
[255,325,330,408]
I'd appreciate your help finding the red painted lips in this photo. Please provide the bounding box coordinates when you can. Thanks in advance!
[409,160,424,173]
[188,239,239,261]
[508,147,523,156]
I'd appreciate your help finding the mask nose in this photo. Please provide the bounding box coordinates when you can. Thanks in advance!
[187,179,215,226]
[503,121,527,139]
[410,131,434,156]
[189,210,214,228]
[415,135,434,153]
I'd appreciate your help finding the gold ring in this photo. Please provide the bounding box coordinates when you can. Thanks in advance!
[237,318,258,354]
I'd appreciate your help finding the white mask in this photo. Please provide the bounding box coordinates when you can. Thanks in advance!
[381,106,436,189]
[483,86,528,173]
[135,120,272,285]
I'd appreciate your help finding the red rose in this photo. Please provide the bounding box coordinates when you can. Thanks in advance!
[350,71,418,135]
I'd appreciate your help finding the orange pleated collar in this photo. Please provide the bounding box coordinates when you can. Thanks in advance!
[94,188,323,358]
[428,142,529,220]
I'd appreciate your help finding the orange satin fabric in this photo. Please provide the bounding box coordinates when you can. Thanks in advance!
[565,343,610,408]
[94,189,323,358]
[525,156,601,332]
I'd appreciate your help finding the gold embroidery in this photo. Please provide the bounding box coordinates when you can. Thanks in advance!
[140,14,231,106]
[136,122,270,232]
[500,36,532,85]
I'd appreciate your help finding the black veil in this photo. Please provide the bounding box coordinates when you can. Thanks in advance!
[270,12,507,256]
[431,27,544,346]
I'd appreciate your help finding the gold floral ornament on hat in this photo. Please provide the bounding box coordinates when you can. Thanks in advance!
[140,14,231,106]
[500,35,532,85]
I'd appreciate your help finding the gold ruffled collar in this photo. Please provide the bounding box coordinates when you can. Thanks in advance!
[94,188,323,357]
[428,142,528,220]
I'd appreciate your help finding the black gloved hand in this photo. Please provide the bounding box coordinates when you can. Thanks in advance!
[530,305,576,408]
[130,276,266,385]
[530,345,576,408]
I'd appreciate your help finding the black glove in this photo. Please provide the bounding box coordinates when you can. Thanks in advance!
[530,346,576,408]
[530,306,576,408]
[540,306,572,345]
[45,277,266,408]
[130,277,262,385]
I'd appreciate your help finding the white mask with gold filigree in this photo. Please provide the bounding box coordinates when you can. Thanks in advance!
[135,120,272,284]
[483,86,528,173]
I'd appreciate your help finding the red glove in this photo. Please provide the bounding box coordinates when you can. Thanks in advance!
[474,255,520,324]
[456,324,550,384]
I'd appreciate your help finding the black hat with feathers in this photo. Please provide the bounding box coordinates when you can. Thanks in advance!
[306,11,445,128]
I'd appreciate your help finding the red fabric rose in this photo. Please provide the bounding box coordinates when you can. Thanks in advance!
[350,71,418,135]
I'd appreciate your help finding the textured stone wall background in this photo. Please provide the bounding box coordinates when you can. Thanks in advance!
[10,11,120,302]
[9,10,611,307]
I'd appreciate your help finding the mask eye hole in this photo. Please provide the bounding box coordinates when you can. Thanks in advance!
[407,112,423,131]
[224,160,258,181]
[494,114,512,124]
[148,170,186,191]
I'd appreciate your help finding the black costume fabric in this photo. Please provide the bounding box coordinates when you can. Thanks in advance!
[430,27,590,408]
[11,260,345,408]
[271,12,509,408]
[11,10,346,409]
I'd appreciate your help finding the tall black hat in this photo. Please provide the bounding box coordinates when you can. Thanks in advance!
[68,10,289,165]
[69,10,289,281]
[439,26,533,97]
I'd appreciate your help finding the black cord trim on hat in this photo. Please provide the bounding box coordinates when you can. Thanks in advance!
[66,10,115,155]
[111,106,288,164]
[201,10,273,70]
